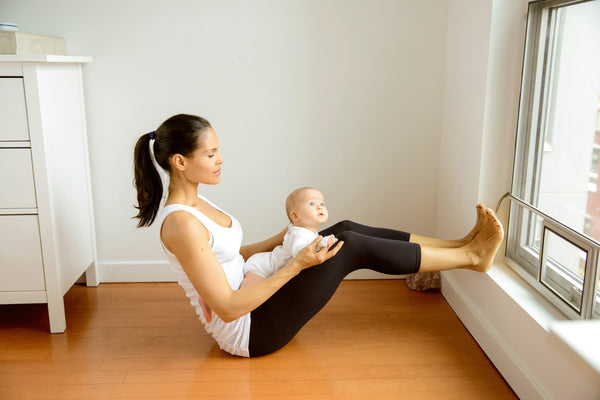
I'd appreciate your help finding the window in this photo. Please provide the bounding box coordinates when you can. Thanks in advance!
[506,0,600,320]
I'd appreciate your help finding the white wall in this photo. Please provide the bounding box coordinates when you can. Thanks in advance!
[0,0,449,280]
[435,0,493,238]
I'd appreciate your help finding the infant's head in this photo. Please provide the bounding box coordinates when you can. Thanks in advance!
[285,187,329,231]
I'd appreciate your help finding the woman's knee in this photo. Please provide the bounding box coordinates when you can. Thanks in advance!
[326,220,358,234]
[336,230,362,245]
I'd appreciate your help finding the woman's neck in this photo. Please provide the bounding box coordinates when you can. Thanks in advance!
[166,176,200,206]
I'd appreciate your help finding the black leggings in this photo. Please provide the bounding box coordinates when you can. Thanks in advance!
[248,220,421,357]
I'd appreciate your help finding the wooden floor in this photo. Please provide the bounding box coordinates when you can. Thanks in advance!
[0,280,516,400]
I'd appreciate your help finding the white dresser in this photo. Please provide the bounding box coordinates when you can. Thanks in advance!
[0,55,97,333]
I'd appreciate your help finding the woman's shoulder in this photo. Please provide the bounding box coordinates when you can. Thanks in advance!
[161,209,210,249]
[162,207,199,223]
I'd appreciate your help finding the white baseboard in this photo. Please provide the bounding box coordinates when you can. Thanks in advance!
[96,261,403,283]
[441,271,546,400]
[97,261,177,283]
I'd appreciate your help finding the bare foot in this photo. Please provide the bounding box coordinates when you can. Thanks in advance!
[465,208,504,272]
[460,203,488,245]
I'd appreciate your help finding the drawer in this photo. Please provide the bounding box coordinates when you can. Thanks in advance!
[0,148,37,209]
[0,214,45,291]
[0,77,30,141]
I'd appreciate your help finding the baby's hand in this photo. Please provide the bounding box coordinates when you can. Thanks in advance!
[318,235,336,250]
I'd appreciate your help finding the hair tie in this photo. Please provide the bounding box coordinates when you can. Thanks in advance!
[149,131,156,140]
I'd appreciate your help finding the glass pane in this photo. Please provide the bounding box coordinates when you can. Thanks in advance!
[541,228,586,312]
[507,203,540,279]
[530,213,544,252]
[535,1,600,242]
[511,203,545,254]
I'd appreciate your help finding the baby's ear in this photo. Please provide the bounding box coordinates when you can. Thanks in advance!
[289,211,298,222]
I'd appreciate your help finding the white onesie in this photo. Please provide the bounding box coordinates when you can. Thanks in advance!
[243,225,334,278]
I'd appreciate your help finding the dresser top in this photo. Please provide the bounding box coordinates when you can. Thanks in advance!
[0,55,92,63]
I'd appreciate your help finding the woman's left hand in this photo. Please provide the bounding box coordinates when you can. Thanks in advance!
[294,235,343,271]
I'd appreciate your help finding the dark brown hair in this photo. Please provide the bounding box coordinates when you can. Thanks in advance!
[133,114,212,227]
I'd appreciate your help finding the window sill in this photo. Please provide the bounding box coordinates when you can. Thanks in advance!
[487,258,567,330]
[550,320,600,374]
[488,258,600,375]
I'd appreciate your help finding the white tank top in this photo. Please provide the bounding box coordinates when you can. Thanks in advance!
[159,195,251,357]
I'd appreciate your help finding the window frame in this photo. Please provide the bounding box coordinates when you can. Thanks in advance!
[506,0,600,320]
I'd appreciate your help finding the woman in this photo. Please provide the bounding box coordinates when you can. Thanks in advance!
[133,114,503,357]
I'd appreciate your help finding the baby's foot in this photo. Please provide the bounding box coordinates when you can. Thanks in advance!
[466,209,504,272]
[327,235,337,247]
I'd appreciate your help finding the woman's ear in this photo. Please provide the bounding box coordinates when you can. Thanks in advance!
[170,154,186,171]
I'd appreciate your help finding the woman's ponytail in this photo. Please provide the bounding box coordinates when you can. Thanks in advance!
[133,132,163,227]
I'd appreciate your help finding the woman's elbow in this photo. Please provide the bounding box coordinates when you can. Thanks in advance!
[218,312,235,323]
[221,313,243,324]
[214,307,242,323]
[210,292,248,323]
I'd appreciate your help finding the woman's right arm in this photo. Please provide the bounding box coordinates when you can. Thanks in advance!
[239,227,287,261]
[162,212,343,323]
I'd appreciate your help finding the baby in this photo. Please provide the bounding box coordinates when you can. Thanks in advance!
[241,187,336,288]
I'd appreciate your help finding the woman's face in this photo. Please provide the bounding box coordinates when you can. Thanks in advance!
[184,128,224,185]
